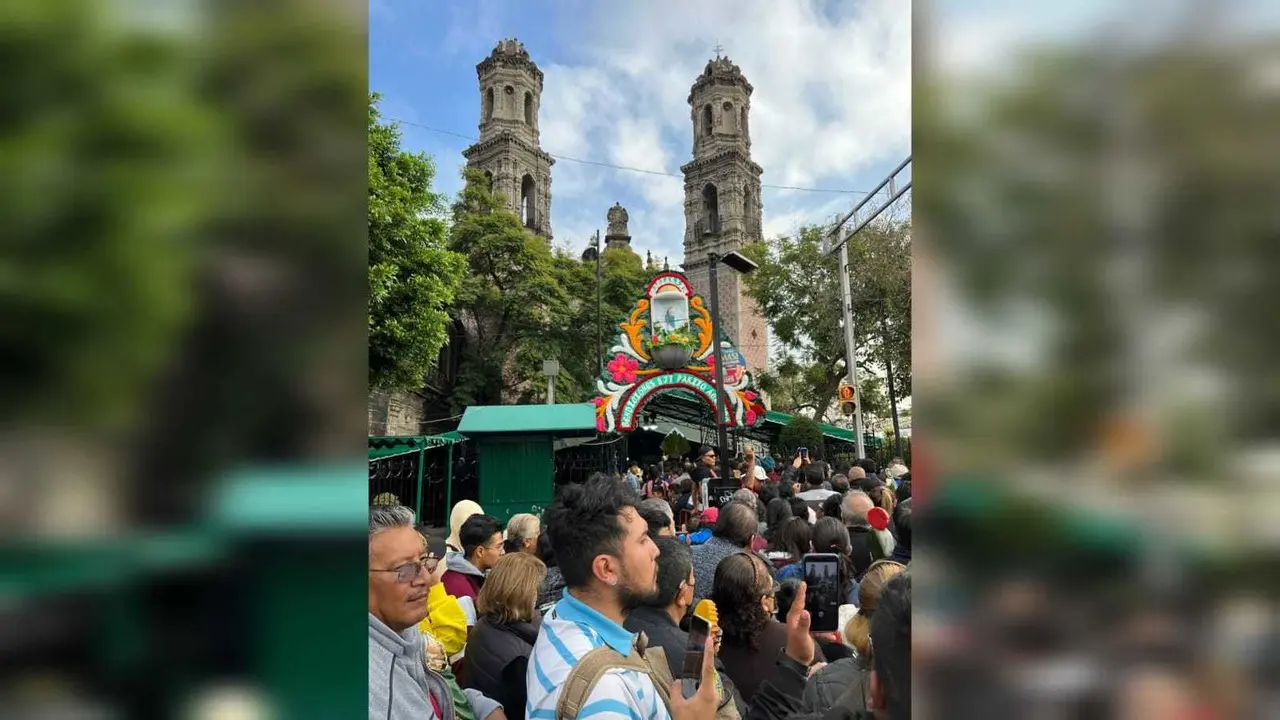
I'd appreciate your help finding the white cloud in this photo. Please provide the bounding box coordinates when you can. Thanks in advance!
[526,0,910,270]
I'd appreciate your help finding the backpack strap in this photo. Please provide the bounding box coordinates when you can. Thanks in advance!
[556,633,665,720]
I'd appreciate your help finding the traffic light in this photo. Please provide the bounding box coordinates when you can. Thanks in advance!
[837,381,855,402]
[838,381,855,416]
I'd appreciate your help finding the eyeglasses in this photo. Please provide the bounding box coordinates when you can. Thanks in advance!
[371,554,440,583]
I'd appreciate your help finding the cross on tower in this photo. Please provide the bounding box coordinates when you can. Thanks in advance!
[712,41,724,58]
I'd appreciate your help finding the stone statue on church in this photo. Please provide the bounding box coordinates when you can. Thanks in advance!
[607,202,629,237]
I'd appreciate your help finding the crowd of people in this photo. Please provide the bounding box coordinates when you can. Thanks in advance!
[369,447,913,720]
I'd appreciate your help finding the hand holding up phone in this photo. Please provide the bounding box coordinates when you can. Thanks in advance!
[783,582,816,667]
[669,632,718,720]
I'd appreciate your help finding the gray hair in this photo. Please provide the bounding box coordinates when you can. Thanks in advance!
[506,513,541,544]
[639,497,674,523]
[841,490,873,526]
[370,504,415,540]
[731,488,757,509]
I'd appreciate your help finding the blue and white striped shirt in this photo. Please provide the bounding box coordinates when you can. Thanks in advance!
[527,589,671,720]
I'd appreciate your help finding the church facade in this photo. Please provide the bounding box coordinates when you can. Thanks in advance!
[464,40,769,376]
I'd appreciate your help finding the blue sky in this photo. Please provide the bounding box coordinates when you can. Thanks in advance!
[370,0,911,267]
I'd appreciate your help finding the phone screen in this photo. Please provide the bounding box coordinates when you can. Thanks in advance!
[798,447,809,460]
[680,614,710,697]
[802,553,840,633]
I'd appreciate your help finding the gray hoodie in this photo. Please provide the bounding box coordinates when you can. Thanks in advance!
[368,613,502,720]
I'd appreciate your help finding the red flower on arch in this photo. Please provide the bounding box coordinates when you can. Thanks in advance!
[607,353,639,384]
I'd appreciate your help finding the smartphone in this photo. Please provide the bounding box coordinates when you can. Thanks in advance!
[802,553,841,633]
[680,614,711,698]
[798,447,809,461]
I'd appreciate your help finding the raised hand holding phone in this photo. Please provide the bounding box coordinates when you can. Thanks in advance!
[668,631,718,720]
[784,581,816,666]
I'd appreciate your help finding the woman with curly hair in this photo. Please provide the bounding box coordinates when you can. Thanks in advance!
[712,551,827,706]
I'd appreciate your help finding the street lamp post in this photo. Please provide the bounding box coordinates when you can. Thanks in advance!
[706,250,758,483]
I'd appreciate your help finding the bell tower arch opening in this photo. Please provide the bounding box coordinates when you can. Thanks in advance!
[520,174,536,227]
[701,184,720,235]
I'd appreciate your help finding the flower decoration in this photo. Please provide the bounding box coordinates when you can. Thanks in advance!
[743,390,757,401]
[607,353,639,384]
[745,409,757,425]
[596,416,607,432]
[643,324,700,353]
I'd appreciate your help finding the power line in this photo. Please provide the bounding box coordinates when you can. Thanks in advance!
[388,118,873,195]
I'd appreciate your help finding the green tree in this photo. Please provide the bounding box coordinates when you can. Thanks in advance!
[368,93,464,389]
[439,170,569,410]
[743,221,911,420]
[777,415,825,457]
[1,3,218,432]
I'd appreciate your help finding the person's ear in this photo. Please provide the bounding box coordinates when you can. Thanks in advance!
[868,670,886,711]
[592,554,619,587]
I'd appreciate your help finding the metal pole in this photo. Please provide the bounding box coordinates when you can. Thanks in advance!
[414,444,426,523]
[547,380,555,405]
[595,230,603,376]
[707,253,732,482]
[883,175,903,460]
[838,230,866,460]
[444,443,454,525]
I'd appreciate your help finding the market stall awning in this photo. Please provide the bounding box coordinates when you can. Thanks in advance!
[457,403,596,436]
[368,432,466,459]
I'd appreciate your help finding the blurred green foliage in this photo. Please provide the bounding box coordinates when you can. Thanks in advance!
[368,94,465,390]
[0,0,219,431]
[919,43,1280,471]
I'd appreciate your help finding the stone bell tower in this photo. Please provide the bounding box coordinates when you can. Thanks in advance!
[680,53,768,376]
[463,38,554,242]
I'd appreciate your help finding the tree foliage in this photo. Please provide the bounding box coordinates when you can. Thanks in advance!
[777,415,825,457]
[743,220,911,422]
[440,170,568,409]
[368,94,464,389]
[424,180,655,415]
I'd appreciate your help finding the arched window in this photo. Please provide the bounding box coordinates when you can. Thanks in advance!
[740,107,748,138]
[483,170,494,189]
[484,87,494,121]
[520,174,536,227]
[702,184,720,235]
[524,91,534,124]
[743,184,754,237]
[702,105,713,137]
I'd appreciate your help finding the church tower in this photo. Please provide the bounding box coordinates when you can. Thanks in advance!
[681,53,768,375]
[463,38,554,242]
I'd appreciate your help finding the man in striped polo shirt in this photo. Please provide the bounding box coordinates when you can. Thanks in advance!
[527,476,720,720]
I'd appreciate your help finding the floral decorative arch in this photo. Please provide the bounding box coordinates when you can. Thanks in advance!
[593,271,765,433]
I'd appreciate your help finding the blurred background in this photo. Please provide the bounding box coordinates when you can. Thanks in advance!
[0,0,367,716]
[915,0,1280,717]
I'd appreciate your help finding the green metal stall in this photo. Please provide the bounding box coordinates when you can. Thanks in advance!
[456,403,597,522]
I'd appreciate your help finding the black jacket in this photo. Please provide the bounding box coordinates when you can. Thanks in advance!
[623,605,746,715]
[745,653,878,720]
[461,614,541,720]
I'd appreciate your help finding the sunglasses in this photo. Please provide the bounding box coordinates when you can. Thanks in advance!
[371,553,440,584]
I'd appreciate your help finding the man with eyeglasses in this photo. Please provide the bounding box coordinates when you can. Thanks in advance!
[369,505,505,720]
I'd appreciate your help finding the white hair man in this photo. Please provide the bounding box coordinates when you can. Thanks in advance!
[368,505,505,720]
